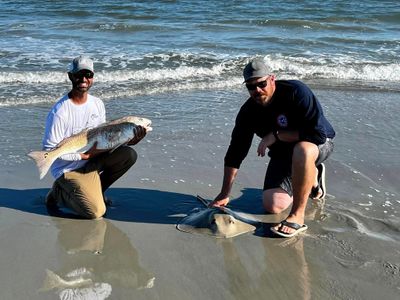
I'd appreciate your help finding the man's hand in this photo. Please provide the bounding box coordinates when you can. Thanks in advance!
[208,193,230,208]
[257,132,276,157]
[127,126,147,146]
[209,167,238,207]
[81,142,106,160]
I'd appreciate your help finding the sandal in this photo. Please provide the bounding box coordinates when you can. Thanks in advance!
[310,163,326,200]
[271,220,308,238]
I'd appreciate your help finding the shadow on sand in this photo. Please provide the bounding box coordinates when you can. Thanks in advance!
[0,187,268,225]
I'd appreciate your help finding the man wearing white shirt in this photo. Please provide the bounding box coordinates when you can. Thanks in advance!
[43,55,146,219]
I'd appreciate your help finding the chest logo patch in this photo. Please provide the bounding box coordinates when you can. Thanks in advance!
[277,114,288,128]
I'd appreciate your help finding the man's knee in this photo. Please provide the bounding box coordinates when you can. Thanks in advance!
[69,192,106,219]
[81,202,106,219]
[121,146,138,166]
[293,141,319,163]
[263,189,292,214]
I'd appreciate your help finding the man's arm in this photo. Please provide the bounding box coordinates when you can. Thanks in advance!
[209,166,238,207]
[293,82,328,144]
[273,129,299,143]
[80,142,108,160]
[211,102,254,207]
[43,112,83,161]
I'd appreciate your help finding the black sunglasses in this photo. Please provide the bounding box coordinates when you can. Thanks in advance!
[73,71,94,79]
[246,79,268,91]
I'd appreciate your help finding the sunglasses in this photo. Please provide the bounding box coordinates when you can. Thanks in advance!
[246,79,268,91]
[73,71,94,79]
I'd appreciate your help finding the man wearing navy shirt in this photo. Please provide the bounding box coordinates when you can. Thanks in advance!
[210,59,335,238]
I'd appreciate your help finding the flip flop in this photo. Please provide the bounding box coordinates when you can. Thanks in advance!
[271,220,308,238]
[310,163,326,200]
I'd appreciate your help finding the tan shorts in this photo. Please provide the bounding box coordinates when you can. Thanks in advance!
[50,146,137,219]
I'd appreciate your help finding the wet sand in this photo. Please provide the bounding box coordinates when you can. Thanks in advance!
[0,87,399,299]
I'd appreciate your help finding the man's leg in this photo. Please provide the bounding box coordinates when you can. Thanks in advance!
[311,139,334,199]
[49,146,137,219]
[263,189,292,214]
[272,141,319,235]
[54,169,106,219]
[89,146,137,192]
[263,154,293,213]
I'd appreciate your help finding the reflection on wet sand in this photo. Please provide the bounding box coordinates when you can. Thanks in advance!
[217,196,330,299]
[219,237,311,300]
[40,218,154,299]
[305,197,328,223]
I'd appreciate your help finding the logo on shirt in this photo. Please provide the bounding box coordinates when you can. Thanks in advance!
[84,114,100,129]
[277,114,288,128]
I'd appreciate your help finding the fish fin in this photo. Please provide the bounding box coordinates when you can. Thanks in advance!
[27,150,56,180]
[39,269,63,291]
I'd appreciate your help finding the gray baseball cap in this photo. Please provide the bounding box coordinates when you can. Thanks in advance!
[69,55,94,73]
[243,59,269,82]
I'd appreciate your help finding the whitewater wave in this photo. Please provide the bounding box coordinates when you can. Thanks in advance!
[1,53,399,107]
[1,53,399,84]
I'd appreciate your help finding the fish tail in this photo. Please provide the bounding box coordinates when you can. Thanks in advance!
[39,269,63,291]
[27,150,56,180]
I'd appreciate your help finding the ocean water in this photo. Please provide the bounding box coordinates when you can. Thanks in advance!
[1,0,399,192]
[0,0,399,107]
[1,0,399,185]
[1,2,400,299]
[0,1,398,196]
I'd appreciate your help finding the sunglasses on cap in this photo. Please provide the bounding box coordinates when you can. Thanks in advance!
[246,79,268,91]
[73,71,94,79]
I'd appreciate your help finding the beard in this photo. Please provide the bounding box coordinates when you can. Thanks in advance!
[72,81,92,93]
[253,92,272,106]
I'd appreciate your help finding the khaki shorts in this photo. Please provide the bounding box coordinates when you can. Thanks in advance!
[50,146,137,219]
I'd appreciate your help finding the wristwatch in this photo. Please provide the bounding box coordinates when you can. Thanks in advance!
[273,130,280,141]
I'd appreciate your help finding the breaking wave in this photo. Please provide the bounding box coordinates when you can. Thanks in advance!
[1,53,399,107]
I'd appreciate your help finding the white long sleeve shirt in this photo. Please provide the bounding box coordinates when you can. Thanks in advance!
[42,94,106,179]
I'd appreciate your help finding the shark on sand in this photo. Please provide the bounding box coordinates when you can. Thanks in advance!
[177,196,262,238]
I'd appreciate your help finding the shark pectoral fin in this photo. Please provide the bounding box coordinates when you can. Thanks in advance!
[222,222,256,239]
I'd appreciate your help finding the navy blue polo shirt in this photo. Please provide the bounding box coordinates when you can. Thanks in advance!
[224,80,335,169]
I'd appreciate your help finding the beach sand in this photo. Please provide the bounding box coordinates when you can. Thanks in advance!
[0,87,399,299]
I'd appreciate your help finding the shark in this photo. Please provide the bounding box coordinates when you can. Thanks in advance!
[176,196,262,238]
